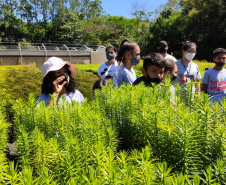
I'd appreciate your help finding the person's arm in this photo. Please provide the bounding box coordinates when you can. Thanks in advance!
[195,81,201,95]
[201,69,209,94]
[48,76,67,106]
[195,65,202,95]
[202,83,208,94]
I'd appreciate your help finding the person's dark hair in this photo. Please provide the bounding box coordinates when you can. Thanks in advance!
[143,53,166,70]
[92,79,109,93]
[41,65,77,95]
[164,59,176,74]
[119,38,130,48]
[117,39,138,63]
[105,45,117,53]
[213,48,226,58]
[182,41,197,51]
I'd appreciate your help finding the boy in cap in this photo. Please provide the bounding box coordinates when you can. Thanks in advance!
[157,40,177,62]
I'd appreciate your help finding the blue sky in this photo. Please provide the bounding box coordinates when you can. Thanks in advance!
[101,0,169,19]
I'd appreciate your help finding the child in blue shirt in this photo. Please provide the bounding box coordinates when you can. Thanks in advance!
[117,39,141,87]
[174,42,201,96]
[202,48,226,96]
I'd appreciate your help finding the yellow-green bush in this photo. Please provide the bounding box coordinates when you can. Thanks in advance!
[76,70,99,101]
[0,64,42,115]
[194,60,214,76]
[0,64,99,113]
[75,64,99,74]
[0,107,10,184]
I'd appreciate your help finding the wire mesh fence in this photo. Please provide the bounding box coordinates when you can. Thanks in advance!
[0,42,106,51]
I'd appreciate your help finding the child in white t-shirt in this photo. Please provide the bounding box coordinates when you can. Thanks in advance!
[174,42,201,96]
[117,39,141,87]
[97,45,119,87]
[202,48,226,96]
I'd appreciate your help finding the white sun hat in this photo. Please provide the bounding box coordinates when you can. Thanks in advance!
[42,57,67,77]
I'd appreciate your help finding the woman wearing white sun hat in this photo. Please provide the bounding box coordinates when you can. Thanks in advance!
[38,57,84,106]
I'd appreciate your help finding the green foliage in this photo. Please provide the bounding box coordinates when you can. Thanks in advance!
[0,107,10,184]
[19,38,36,50]
[185,2,226,61]
[95,81,226,177]
[75,69,99,101]
[146,0,226,61]
[3,80,225,183]
[13,95,119,184]
[59,10,84,43]
[0,60,226,183]
[0,63,42,115]
[194,60,215,76]
[75,64,99,74]
[0,45,6,49]
[0,108,9,163]
[146,7,187,58]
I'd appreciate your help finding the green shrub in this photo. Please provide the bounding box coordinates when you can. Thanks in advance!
[19,39,36,50]
[75,64,99,74]
[13,96,120,184]
[75,69,99,102]
[194,60,214,76]
[0,64,42,117]
[9,83,226,184]
[0,107,10,184]
[94,82,226,179]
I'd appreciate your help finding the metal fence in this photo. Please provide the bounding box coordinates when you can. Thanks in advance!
[0,42,107,66]
[0,42,106,51]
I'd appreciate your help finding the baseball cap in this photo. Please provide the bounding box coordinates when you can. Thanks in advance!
[159,40,168,46]
[42,57,76,77]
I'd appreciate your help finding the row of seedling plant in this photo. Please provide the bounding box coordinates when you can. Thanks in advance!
[0,81,225,184]
[0,107,11,183]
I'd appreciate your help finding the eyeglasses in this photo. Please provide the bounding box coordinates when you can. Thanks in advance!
[101,68,107,75]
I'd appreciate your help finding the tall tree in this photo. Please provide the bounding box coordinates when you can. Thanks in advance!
[59,10,83,43]
[78,0,103,20]
[87,0,103,19]
[69,0,80,13]
[0,0,18,40]
[39,0,51,40]
[30,0,40,23]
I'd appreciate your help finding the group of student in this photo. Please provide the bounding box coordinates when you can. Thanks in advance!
[38,38,226,106]
[96,39,226,103]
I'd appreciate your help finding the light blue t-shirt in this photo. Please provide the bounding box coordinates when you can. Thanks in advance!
[202,68,226,96]
[175,59,201,85]
[117,66,136,87]
[38,90,85,106]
